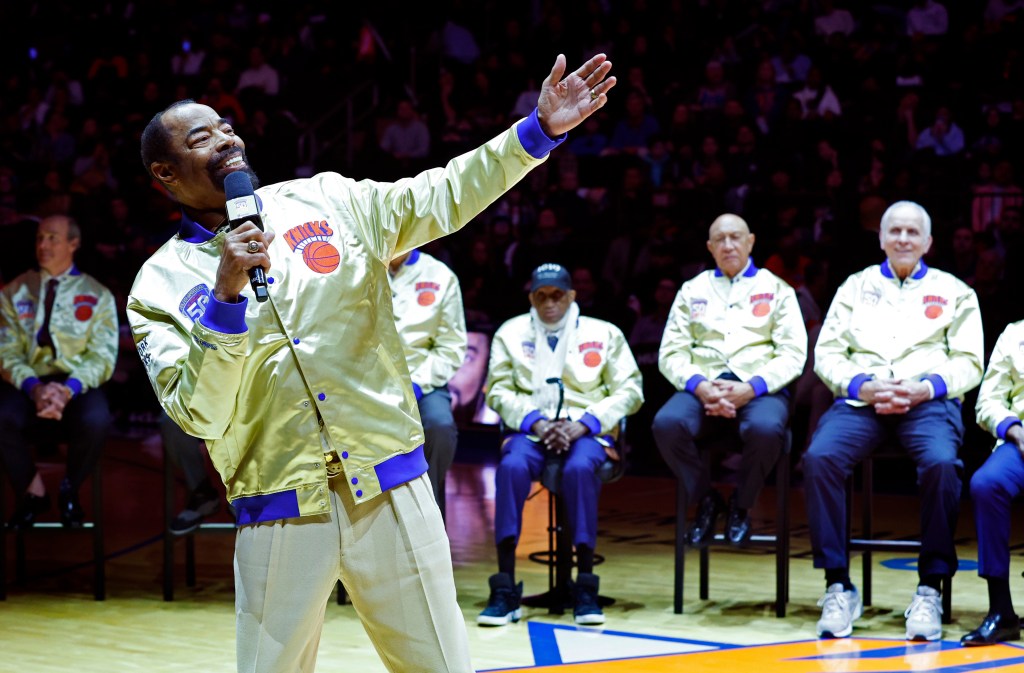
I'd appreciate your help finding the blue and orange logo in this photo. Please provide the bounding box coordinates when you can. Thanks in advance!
[16,299,34,321]
[579,341,604,367]
[416,281,441,306]
[283,220,340,274]
[923,294,947,320]
[750,292,775,317]
[73,294,98,321]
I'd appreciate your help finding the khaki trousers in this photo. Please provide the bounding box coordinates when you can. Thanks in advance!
[234,474,473,673]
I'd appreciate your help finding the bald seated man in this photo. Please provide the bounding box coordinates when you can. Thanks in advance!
[652,214,807,547]
[806,200,983,642]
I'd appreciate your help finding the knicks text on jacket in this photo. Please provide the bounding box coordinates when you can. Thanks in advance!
[283,220,340,274]
[579,341,605,367]
[415,281,441,306]
[923,294,948,319]
[750,292,775,317]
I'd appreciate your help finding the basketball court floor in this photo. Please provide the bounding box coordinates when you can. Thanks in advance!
[2,428,1024,672]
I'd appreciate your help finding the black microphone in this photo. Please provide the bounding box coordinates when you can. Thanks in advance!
[224,171,269,302]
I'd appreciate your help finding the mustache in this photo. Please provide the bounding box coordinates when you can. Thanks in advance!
[208,148,245,172]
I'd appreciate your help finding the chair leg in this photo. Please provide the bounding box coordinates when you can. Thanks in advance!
[699,546,709,600]
[776,443,790,618]
[163,445,175,602]
[91,461,104,601]
[186,536,196,587]
[553,494,573,615]
[0,465,6,601]
[674,481,686,614]
[862,458,873,607]
[942,577,952,624]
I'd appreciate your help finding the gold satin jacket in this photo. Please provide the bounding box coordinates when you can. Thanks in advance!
[0,266,118,395]
[976,320,1024,446]
[815,261,984,405]
[390,250,466,399]
[486,313,644,438]
[658,262,807,396]
[128,115,560,524]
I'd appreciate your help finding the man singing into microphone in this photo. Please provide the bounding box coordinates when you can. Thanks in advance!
[127,53,615,673]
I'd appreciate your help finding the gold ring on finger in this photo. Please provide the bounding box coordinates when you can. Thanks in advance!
[589,88,598,101]
[247,241,260,253]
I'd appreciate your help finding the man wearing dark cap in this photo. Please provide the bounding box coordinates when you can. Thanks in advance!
[479,263,643,626]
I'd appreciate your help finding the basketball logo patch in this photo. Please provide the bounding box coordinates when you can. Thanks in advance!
[73,294,98,321]
[923,295,947,319]
[579,341,604,368]
[416,281,440,306]
[283,220,340,274]
[750,292,774,317]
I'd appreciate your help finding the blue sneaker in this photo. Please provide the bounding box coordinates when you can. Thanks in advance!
[477,573,523,626]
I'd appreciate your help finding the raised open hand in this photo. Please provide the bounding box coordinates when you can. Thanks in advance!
[536,53,616,137]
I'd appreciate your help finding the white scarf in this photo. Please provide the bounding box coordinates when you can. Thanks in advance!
[530,302,579,420]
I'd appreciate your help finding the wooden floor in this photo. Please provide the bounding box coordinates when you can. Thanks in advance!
[3,428,1024,672]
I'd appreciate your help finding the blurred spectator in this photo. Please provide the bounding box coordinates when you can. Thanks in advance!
[379,100,431,169]
[198,78,246,126]
[793,67,842,120]
[609,91,661,154]
[694,61,735,114]
[915,106,965,156]
[770,37,812,86]
[972,160,1023,232]
[236,47,280,97]
[907,0,949,37]
[815,1,856,38]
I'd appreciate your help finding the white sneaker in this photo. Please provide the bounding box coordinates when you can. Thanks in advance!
[905,585,943,641]
[816,583,863,638]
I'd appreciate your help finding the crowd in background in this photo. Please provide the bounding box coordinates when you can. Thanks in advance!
[2,0,1024,473]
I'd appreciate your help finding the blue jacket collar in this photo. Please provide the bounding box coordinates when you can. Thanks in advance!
[178,194,263,244]
[880,259,928,281]
[714,258,758,279]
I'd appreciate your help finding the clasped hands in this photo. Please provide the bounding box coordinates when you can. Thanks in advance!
[858,378,932,415]
[531,418,589,454]
[695,380,756,418]
[32,382,72,420]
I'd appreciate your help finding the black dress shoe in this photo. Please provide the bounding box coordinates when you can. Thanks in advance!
[687,490,725,547]
[961,612,1021,646]
[726,505,752,546]
[59,478,85,529]
[7,492,51,530]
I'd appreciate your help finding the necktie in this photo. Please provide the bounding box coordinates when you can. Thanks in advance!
[547,335,558,351]
[37,278,59,349]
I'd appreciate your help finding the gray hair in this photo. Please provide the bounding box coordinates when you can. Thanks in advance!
[880,200,931,237]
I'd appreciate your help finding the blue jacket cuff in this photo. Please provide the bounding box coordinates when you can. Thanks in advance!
[748,376,768,398]
[521,409,546,433]
[199,296,249,334]
[579,413,601,436]
[921,374,947,399]
[997,417,1021,441]
[66,378,82,397]
[848,373,873,400]
[412,383,423,401]
[516,108,567,159]
[685,375,707,395]
[22,377,41,395]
